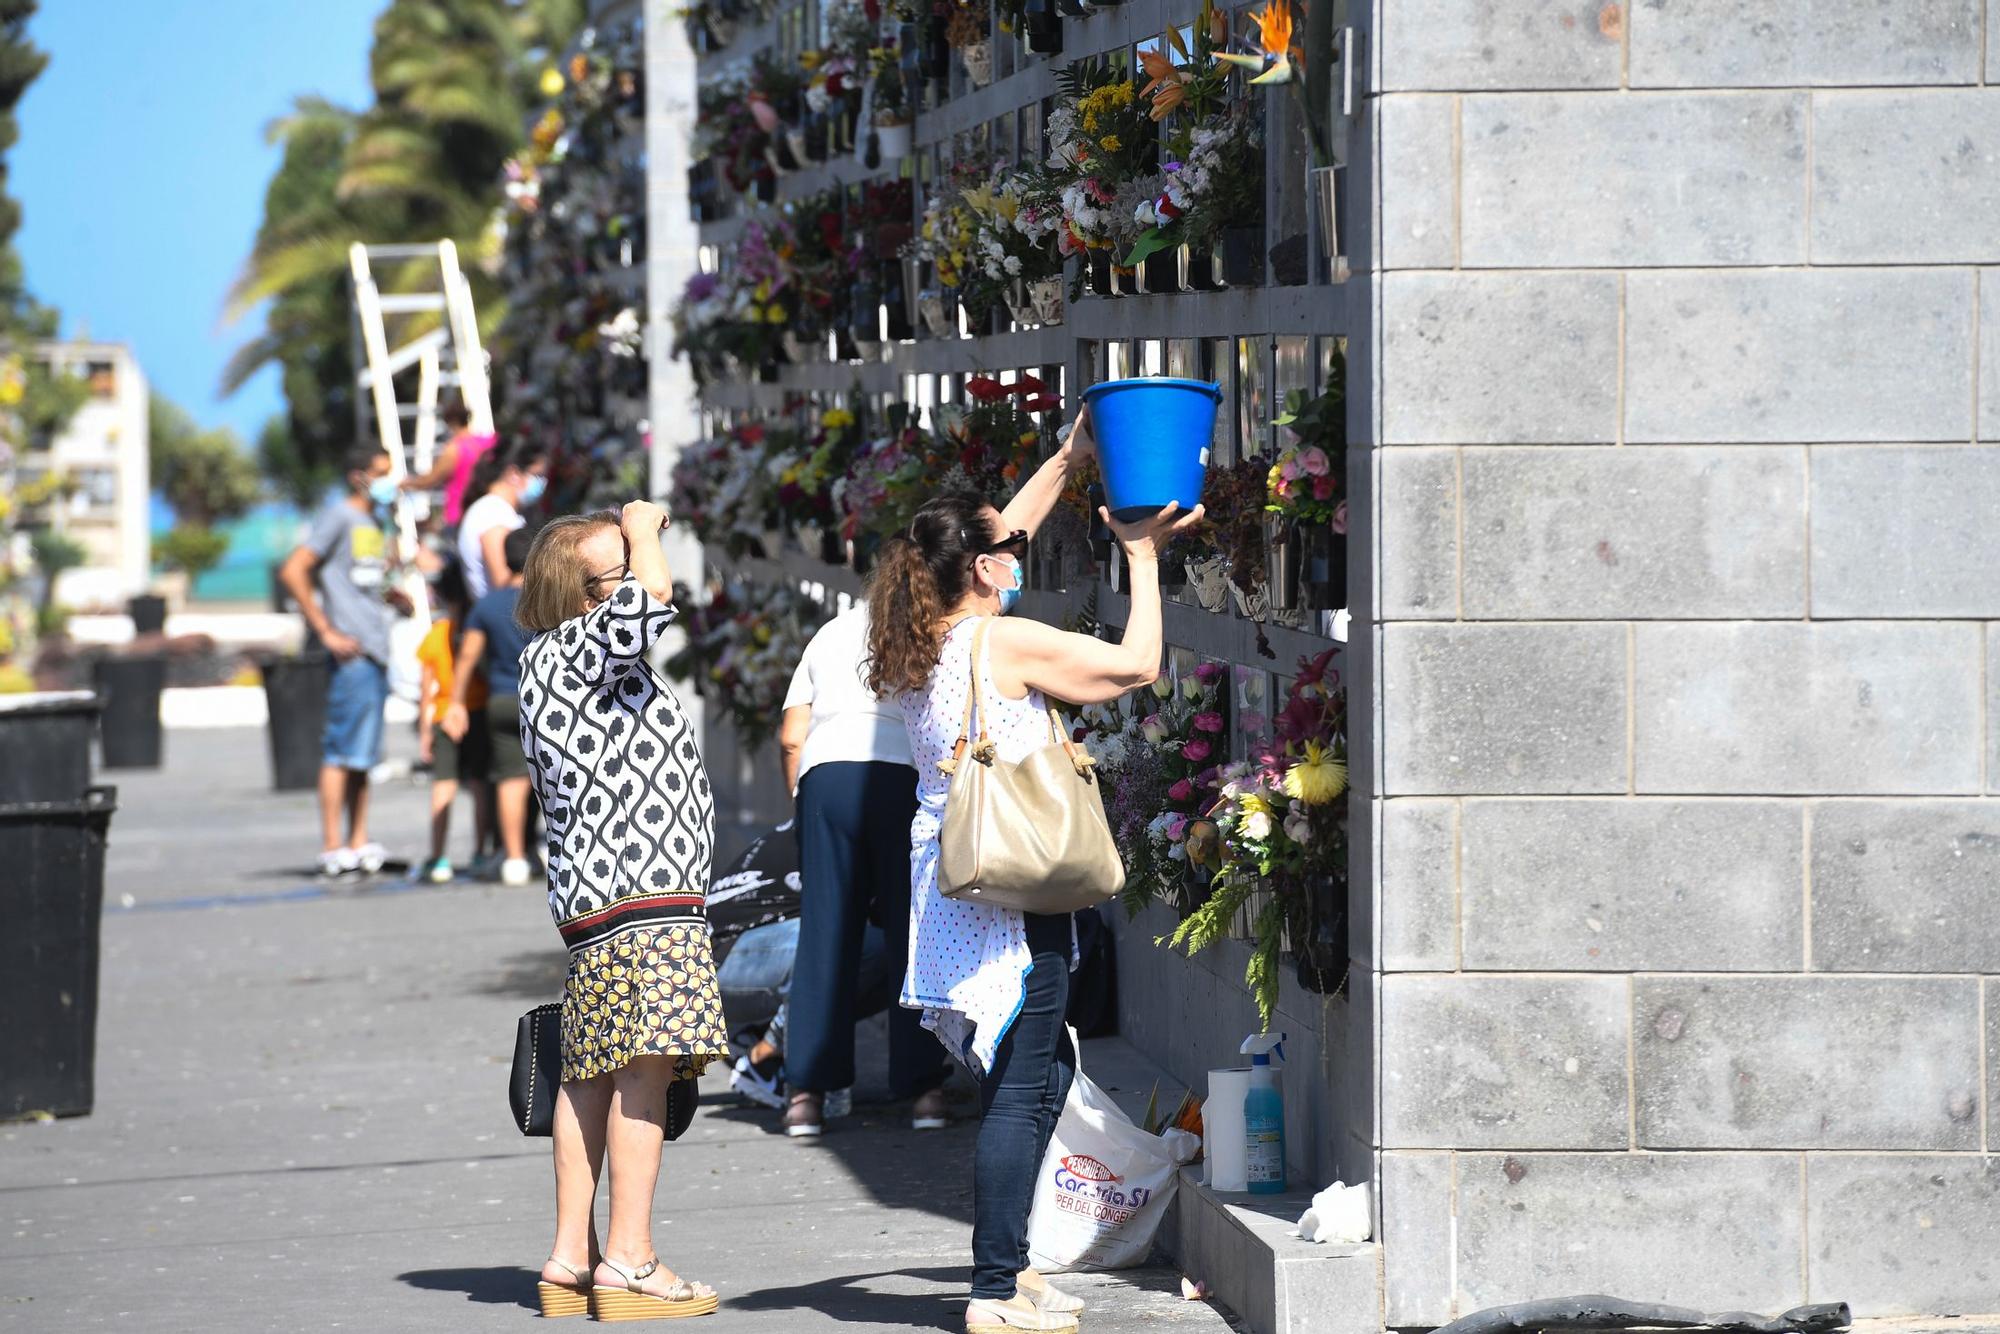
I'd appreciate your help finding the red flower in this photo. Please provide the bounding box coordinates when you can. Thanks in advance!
[1012,373,1047,395]
[965,376,1008,404]
[738,423,766,446]
[1023,394,1062,414]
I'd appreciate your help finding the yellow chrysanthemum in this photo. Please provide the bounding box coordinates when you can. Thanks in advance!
[1283,741,1348,805]
[823,408,855,430]
[539,68,565,97]
[1100,134,1123,152]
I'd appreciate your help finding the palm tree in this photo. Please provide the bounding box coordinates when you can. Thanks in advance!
[223,0,585,471]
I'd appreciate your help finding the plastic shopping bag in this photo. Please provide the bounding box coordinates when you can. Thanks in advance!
[1025,1041,1202,1272]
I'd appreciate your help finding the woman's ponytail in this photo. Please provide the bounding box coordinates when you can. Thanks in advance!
[863,489,993,696]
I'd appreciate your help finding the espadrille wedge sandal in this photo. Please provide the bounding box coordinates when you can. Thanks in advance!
[536,1257,592,1318]
[589,1257,719,1322]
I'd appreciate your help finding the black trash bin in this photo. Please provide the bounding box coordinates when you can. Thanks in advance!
[261,654,330,791]
[92,655,167,770]
[0,786,116,1120]
[127,594,167,635]
[0,692,100,804]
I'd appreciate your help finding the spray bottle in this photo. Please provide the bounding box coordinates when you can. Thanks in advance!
[1241,1031,1287,1194]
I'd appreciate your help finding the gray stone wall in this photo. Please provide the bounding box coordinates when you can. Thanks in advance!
[1370,3,1999,1322]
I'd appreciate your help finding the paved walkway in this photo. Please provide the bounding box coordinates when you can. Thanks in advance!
[0,725,1235,1333]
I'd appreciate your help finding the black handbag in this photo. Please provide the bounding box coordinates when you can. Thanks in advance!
[510,1003,699,1140]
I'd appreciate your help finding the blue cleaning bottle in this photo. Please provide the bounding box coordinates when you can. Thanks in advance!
[1240,1032,1287,1194]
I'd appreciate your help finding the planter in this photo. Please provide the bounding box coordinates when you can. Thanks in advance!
[1308,163,1346,284]
[1133,246,1184,295]
[919,289,952,339]
[882,263,916,342]
[785,125,813,167]
[1265,516,1302,612]
[260,654,330,791]
[91,654,165,770]
[959,40,994,87]
[0,692,101,804]
[848,533,881,574]
[1222,225,1263,287]
[1024,0,1063,53]
[1230,879,1276,942]
[1022,275,1063,325]
[1185,244,1223,292]
[900,255,925,332]
[0,786,115,1119]
[780,330,819,364]
[753,171,777,203]
[1291,874,1348,995]
[1303,521,1346,610]
[872,120,912,164]
[1084,250,1113,297]
[1109,263,1139,297]
[703,11,737,46]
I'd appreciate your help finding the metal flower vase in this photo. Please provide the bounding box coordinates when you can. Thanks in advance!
[1026,275,1064,325]
[960,40,994,87]
[1308,164,1347,284]
[1303,522,1345,610]
[1265,516,1302,611]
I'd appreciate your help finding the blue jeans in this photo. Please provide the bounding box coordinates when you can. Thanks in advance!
[786,762,945,1100]
[715,917,897,1054]
[321,656,388,771]
[972,912,1077,1300]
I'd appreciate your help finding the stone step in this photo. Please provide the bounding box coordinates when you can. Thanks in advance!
[1080,1035,1384,1334]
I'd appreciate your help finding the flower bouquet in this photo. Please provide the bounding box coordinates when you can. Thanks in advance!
[837,413,931,546]
[1265,348,1346,609]
[1167,648,1349,1026]
[666,580,827,749]
[1041,66,1159,295]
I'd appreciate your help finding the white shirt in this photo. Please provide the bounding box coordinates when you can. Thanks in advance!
[459,493,524,599]
[783,603,913,782]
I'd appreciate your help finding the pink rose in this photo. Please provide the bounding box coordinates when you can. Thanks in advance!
[1301,447,1330,477]
[1280,457,1302,482]
[1239,709,1267,735]
[1165,814,1189,842]
[749,96,781,133]
[1312,475,1335,501]
[1169,779,1195,803]
[1182,739,1212,763]
[1332,499,1348,535]
[1194,661,1224,685]
[1193,711,1225,734]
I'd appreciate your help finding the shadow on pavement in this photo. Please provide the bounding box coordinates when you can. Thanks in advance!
[726,1265,965,1328]
[473,947,570,1000]
[701,1101,981,1221]
[395,1265,541,1312]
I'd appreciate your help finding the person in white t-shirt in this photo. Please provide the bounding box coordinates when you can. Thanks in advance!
[774,599,949,1137]
[456,441,549,599]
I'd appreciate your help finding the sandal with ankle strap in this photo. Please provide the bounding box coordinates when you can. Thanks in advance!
[590,1257,719,1322]
[536,1257,592,1318]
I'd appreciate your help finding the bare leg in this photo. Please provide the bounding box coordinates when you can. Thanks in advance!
[595,1057,711,1298]
[316,765,346,853]
[428,779,459,863]
[344,769,372,849]
[545,1075,610,1285]
[497,776,531,861]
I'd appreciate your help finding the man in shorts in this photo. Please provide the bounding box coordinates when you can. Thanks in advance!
[443,525,537,886]
[279,445,409,877]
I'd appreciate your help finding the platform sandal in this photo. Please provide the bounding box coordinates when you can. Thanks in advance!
[590,1257,720,1322]
[966,1293,1080,1332]
[536,1257,592,1318]
[1017,1268,1085,1315]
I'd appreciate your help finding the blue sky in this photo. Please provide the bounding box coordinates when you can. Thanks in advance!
[14,0,381,446]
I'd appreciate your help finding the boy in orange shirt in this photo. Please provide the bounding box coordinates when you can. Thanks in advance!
[415,561,494,882]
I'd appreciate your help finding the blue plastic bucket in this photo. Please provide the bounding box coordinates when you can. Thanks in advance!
[1083,377,1223,521]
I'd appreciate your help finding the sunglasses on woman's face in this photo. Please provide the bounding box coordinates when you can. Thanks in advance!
[975,529,1029,561]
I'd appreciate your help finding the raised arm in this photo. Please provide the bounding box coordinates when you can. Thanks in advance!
[999,404,1094,540]
[991,500,1203,706]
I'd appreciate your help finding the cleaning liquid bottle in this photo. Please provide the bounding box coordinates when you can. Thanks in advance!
[1241,1032,1287,1195]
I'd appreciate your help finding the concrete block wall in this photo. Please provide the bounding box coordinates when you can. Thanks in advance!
[1370,2,1999,1323]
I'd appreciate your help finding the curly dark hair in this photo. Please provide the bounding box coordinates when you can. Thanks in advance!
[863,490,1000,696]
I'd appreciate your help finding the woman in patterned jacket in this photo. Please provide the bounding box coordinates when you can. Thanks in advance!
[513,500,726,1321]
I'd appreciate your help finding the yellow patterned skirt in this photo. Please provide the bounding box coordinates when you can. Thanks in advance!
[558,922,730,1084]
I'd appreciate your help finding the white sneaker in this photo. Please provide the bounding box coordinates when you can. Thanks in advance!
[500,858,533,887]
[729,1054,786,1111]
[317,848,358,878]
[354,842,388,875]
[425,857,455,885]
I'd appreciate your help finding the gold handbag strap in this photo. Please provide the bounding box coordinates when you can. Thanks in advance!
[939,617,1094,778]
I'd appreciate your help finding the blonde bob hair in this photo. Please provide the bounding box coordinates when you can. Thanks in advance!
[515,509,621,633]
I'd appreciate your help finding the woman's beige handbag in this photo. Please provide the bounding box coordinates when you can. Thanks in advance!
[938,619,1126,914]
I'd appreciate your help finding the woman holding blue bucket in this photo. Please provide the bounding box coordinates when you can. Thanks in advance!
[865,392,1206,1334]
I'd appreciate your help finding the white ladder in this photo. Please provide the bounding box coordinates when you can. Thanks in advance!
[347,240,497,629]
